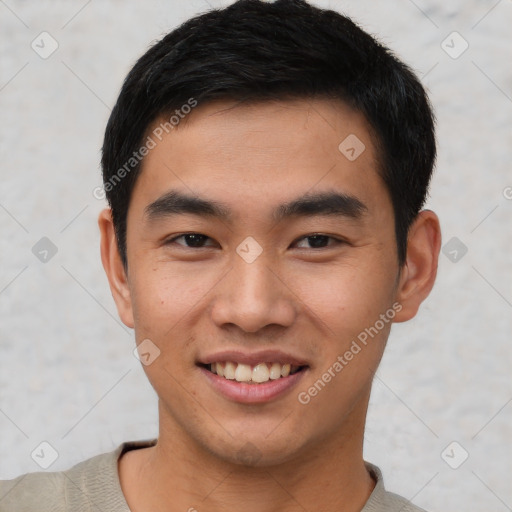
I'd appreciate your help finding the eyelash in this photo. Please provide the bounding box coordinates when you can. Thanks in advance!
[164,233,346,250]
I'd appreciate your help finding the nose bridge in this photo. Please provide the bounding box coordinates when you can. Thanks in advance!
[234,253,275,303]
[211,248,295,332]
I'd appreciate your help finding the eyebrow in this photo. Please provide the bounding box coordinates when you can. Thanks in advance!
[144,189,368,224]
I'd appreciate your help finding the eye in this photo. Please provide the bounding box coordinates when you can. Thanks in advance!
[293,234,344,249]
[166,233,216,248]
[165,233,345,250]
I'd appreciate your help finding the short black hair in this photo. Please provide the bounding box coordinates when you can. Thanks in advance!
[101,0,436,268]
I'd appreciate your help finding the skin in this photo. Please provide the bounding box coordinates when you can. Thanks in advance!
[99,98,441,512]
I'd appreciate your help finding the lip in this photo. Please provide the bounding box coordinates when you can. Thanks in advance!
[197,349,309,367]
[199,365,308,404]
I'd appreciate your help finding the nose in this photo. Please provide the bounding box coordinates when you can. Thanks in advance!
[210,253,297,333]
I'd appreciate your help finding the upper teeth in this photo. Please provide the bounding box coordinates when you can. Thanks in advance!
[209,362,299,383]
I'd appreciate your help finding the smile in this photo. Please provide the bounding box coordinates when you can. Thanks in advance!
[204,361,305,384]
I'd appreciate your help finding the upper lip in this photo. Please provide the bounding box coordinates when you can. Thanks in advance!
[197,349,309,367]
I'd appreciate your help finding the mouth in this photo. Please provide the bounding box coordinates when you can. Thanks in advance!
[198,361,307,384]
[196,351,310,403]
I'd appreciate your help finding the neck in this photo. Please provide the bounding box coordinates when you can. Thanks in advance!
[119,402,375,512]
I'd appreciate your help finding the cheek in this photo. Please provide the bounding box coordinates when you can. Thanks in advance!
[129,262,220,336]
[287,257,397,338]
[129,266,212,392]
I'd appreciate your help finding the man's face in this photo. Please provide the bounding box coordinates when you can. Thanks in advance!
[120,99,402,465]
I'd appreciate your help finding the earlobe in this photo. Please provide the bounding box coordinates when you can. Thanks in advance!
[393,210,442,323]
[98,208,135,328]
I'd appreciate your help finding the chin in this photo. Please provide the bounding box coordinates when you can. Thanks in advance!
[202,427,308,468]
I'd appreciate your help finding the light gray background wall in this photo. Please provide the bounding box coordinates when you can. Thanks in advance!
[1,1,511,510]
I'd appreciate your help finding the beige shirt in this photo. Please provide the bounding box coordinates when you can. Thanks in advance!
[0,439,427,512]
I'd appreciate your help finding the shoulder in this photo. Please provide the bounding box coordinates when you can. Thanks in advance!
[378,490,429,512]
[0,441,154,512]
[363,463,429,512]
[0,469,68,512]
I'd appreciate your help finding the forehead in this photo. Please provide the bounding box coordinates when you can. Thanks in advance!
[131,98,389,221]
[150,97,377,164]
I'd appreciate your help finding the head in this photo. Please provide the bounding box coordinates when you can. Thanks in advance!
[99,0,441,467]
[101,0,436,269]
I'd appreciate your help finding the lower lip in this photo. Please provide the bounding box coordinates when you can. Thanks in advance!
[199,366,307,404]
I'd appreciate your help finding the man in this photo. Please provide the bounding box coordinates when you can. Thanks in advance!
[0,0,441,510]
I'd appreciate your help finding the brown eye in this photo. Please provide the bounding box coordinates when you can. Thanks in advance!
[293,234,343,249]
[167,233,215,248]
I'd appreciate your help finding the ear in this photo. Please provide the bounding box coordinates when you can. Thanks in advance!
[98,208,134,328]
[393,210,441,323]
